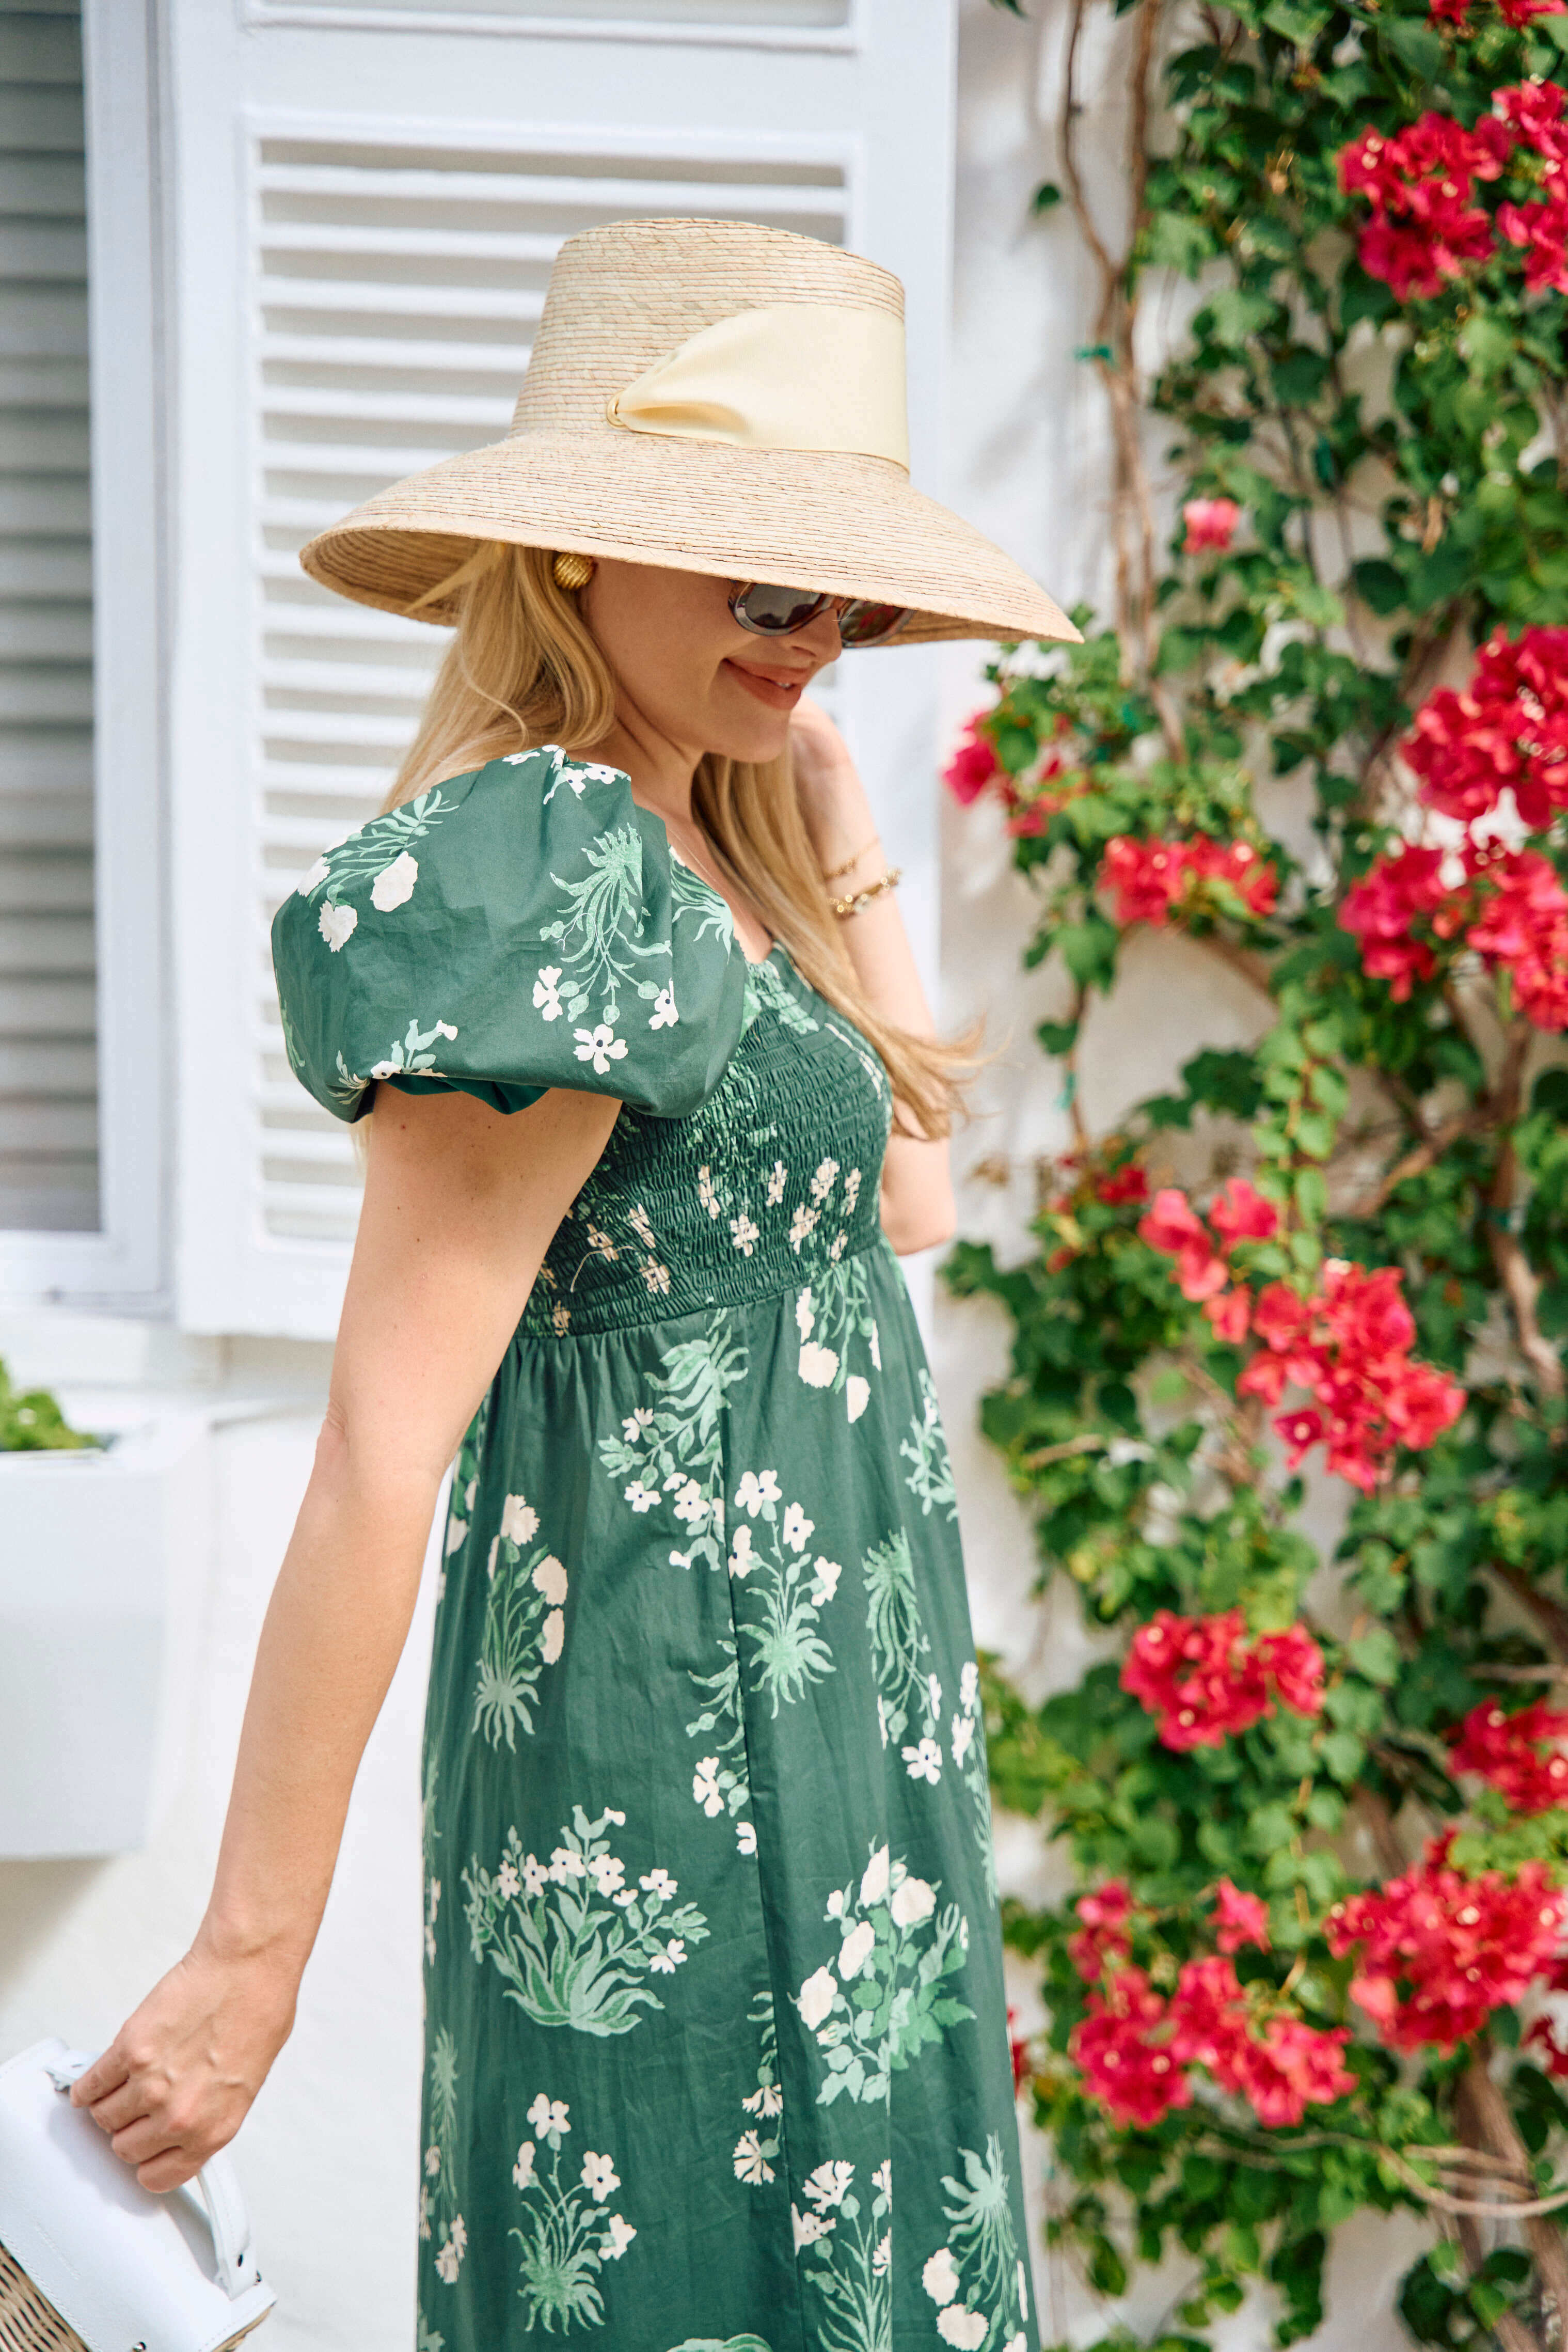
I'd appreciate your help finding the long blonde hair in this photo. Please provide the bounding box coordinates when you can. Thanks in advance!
[384,542,965,1135]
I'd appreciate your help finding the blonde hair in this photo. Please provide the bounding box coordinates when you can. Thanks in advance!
[384,541,964,1135]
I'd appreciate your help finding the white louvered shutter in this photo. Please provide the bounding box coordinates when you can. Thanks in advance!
[166,0,955,1336]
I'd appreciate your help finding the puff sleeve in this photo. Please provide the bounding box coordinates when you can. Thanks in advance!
[270,746,749,1124]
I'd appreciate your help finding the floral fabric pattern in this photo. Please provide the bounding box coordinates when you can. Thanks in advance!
[272,746,1031,2350]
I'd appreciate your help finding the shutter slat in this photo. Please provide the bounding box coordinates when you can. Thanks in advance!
[0,0,97,1235]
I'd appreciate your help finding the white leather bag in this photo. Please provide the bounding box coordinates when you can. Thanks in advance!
[0,2039,276,2352]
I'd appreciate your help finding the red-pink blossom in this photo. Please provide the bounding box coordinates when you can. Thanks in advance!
[943,717,1001,806]
[1100,834,1277,929]
[1068,1880,1137,1981]
[1450,1699,1568,1813]
[1182,497,1242,553]
[1327,1834,1568,2049]
[1121,1609,1322,1750]
[1071,1967,1191,2127]
[1213,1879,1271,1953]
[1073,1955,1354,2128]
[1209,1177,1280,1247]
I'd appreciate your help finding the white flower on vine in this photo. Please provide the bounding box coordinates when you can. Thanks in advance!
[804,2160,854,2210]
[624,1480,657,1513]
[937,2310,988,2350]
[791,2203,834,2251]
[527,2094,569,2140]
[838,1920,876,1980]
[890,1875,936,1929]
[318,901,357,952]
[693,1757,724,1818]
[297,855,330,896]
[782,1501,814,1553]
[798,1341,839,1388]
[734,1469,781,1517]
[532,967,564,1021]
[574,1022,626,1075]
[371,851,418,911]
[798,1965,837,2029]
[789,1203,819,1252]
[952,1711,976,1767]
[923,2249,960,2307]
[904,1737,943,1784]
[733,2130,775,2185]
[767,1160,788,1205]
[860,1846,890,1906]
[512,2141,535,2191]
[580,2151,619,2203]
[846,1375,870,1422]
[501,1494,538,1545]
[603,2214,636,2259]
[810,1158,840,1202]
[810,1556,842,1605]
[532,1554,568,1606]
[648,985,678,1030]
[730,1211,760,1257]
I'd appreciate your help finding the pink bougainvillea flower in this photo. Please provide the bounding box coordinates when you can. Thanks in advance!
[1209,1177,1280,1249]
[1327,1834,1567,2049]
[1527,2014,1568,2079]
[1182,497,1242,553]
[1067,1880,1137,1981]
[1121,1609,1323,1751]
[1340,112,1511,297]
[1070,1967,1191,2127]
[1213,1879,1271,1953]
[1203,1287,1252,1345]
[942,716,1001,806]
[1449,1699,1568,1813]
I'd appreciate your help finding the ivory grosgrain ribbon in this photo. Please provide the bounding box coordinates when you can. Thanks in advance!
[605,303,910,471]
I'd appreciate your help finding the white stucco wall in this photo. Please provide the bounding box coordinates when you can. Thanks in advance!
[930,3,1426,2342]
[0,10,1429,2347]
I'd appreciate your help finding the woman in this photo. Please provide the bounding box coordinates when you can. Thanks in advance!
[73,219,1074,2351]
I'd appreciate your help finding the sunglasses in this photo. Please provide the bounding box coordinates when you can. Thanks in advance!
[728,580,908,649]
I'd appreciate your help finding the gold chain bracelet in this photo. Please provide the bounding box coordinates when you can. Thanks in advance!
[820,831,881,885]
[829,866,902,920]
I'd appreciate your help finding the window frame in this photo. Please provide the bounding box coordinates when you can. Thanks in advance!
[0,0,168,1308]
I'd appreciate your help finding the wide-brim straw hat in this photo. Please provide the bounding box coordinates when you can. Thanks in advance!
[300,216,1078,647]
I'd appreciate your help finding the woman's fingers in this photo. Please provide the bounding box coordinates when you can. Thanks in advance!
[68,2044,129,2108]
[82,2074,155,2134]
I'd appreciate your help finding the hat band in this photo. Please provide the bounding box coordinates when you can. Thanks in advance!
[604,303,909,471]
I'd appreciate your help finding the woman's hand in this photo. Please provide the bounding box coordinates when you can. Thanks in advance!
[70,1934,298,2191]
[788,696,878,875]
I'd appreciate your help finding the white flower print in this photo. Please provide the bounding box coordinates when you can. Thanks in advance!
[573,1022,627,1075]
[744,2082,783,2118]
[603,2215,636,2260]
[798,1964,838,2029]
[827,1889,845,1918]
[551,1301,571,1335]
[1018,2259,1029,2318]
[811,1158,840,1203]
[434,2219,465,2284]
[810,1556,842,1606]
[735,1468,782,1517]
[624,1480,657,1513]
[497,1858,521,1902]
[418,2183,433,2240]
[580,2152,620,2203]
[692,1757,724,1818]
[549,1846,587,1883]
[627,1209,655,1254]
[795,1286,815,1337]
[621,1406,653,1442]
[531,966,564,1021]
[670,1478,709,1527]
[730,1211,760,1257]
[319,900,357,952]
[767,1160,788,1206]
[736,1820,757,1856]
[508,2082,632,2332]
[425,2144,442,2179]
[844,1168,863,1212]
[512,2141,536,2191]
[928,1672,944,1719]
[728,1524,755,1578]
[733,2129,774,2185]
[804,2160,856,2210]
[641,1256,671,1295]
[838,1919,876,1980]
[424,1875,441,1966]
[904,1737,943,1785]
[370,850,418,911]
[952,1710,976,1767]
[696,1165,721,1220]
[297,855,331,896]
[640,1867,677,1899]
[792,2203,834,2252]
[869,1321,882,1370]
[829,1230,847,1261]
[938,2307,988,2348]
[797,1340,840,1388]
[873,2231,892,2275]
[891,1875,937,1928]
[782,1501,814,1553]
[521,1853,548,1898]
[585,1222,618,1261]
[873,2160,891,2199]
[648,984,678,1030]
[789,1203,819,1252]
[501,1494,538,1545]
[846,1375,870,1422]
[532,1554,568,1607]
[860,1846,890,1907]
[924,2249,960,2307]
[589,1852,625,1898]
[649,1936,686,1974]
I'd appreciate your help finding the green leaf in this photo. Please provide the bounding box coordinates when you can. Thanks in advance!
[1382,15,1445,79]
[1032,180,1063,213]
[1348,1626,1402,1684]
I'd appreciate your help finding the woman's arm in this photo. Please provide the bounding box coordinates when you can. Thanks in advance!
[788,698,956,1255]
[71,1080,619,2191]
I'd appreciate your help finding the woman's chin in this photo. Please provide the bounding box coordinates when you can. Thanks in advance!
[701,709,795,767]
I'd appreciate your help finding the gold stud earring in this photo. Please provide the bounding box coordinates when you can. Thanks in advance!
[552,551,595,591]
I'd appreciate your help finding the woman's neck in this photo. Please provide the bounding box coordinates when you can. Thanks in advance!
[587,708,699,827]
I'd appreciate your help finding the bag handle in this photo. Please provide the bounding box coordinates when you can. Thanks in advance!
[44,2049,263,2300]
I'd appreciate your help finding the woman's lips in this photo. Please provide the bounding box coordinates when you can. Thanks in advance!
[723,658,807,712]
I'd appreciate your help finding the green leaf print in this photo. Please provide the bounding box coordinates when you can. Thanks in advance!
[665,2340,773,2351]
[539,824,670,1035]
[328,1013,461,1113]
[421,2025,466,2286]
[952,1660,1000,1908]
[729,1470,839,1715]
[731,1986,782,2189]
[862,1531,936,1759]
[463,1807,709,2037]
[295,785,455,913]
[416,2310,445,2352]
[793,1845,975,2108]
[670,849,737,952]
[900,1370,958,1521]
[472,1503,568,1749]
[744,952,817,1036]
[422,1751,442,1964]
[793,2157,891,2352]
[509,2091,636,2334]
[795,1250,878,1417]
[920,2136,1029,2352]
[598,1322,747,1574]
[687,1637,752,1823]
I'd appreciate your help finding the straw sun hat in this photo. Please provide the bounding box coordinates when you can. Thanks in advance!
[300,216,1078,647]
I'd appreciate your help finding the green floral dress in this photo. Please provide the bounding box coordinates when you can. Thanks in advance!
[272,747,1037,2352]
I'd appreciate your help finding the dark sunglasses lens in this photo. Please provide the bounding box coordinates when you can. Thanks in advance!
[837,601,907,647]
[734,582,830,635]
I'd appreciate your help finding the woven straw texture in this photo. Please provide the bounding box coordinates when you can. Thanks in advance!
[300,217,1077,644]
[0,2241,269,2352]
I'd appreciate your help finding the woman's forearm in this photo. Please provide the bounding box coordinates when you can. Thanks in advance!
[197,1415,443,1978]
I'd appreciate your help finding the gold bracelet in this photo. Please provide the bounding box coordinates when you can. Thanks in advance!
[830,866,902,920]
[821,831,881,885]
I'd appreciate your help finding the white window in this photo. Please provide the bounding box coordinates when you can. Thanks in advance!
[88,0,953,1335]
[0,0,163,1305]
